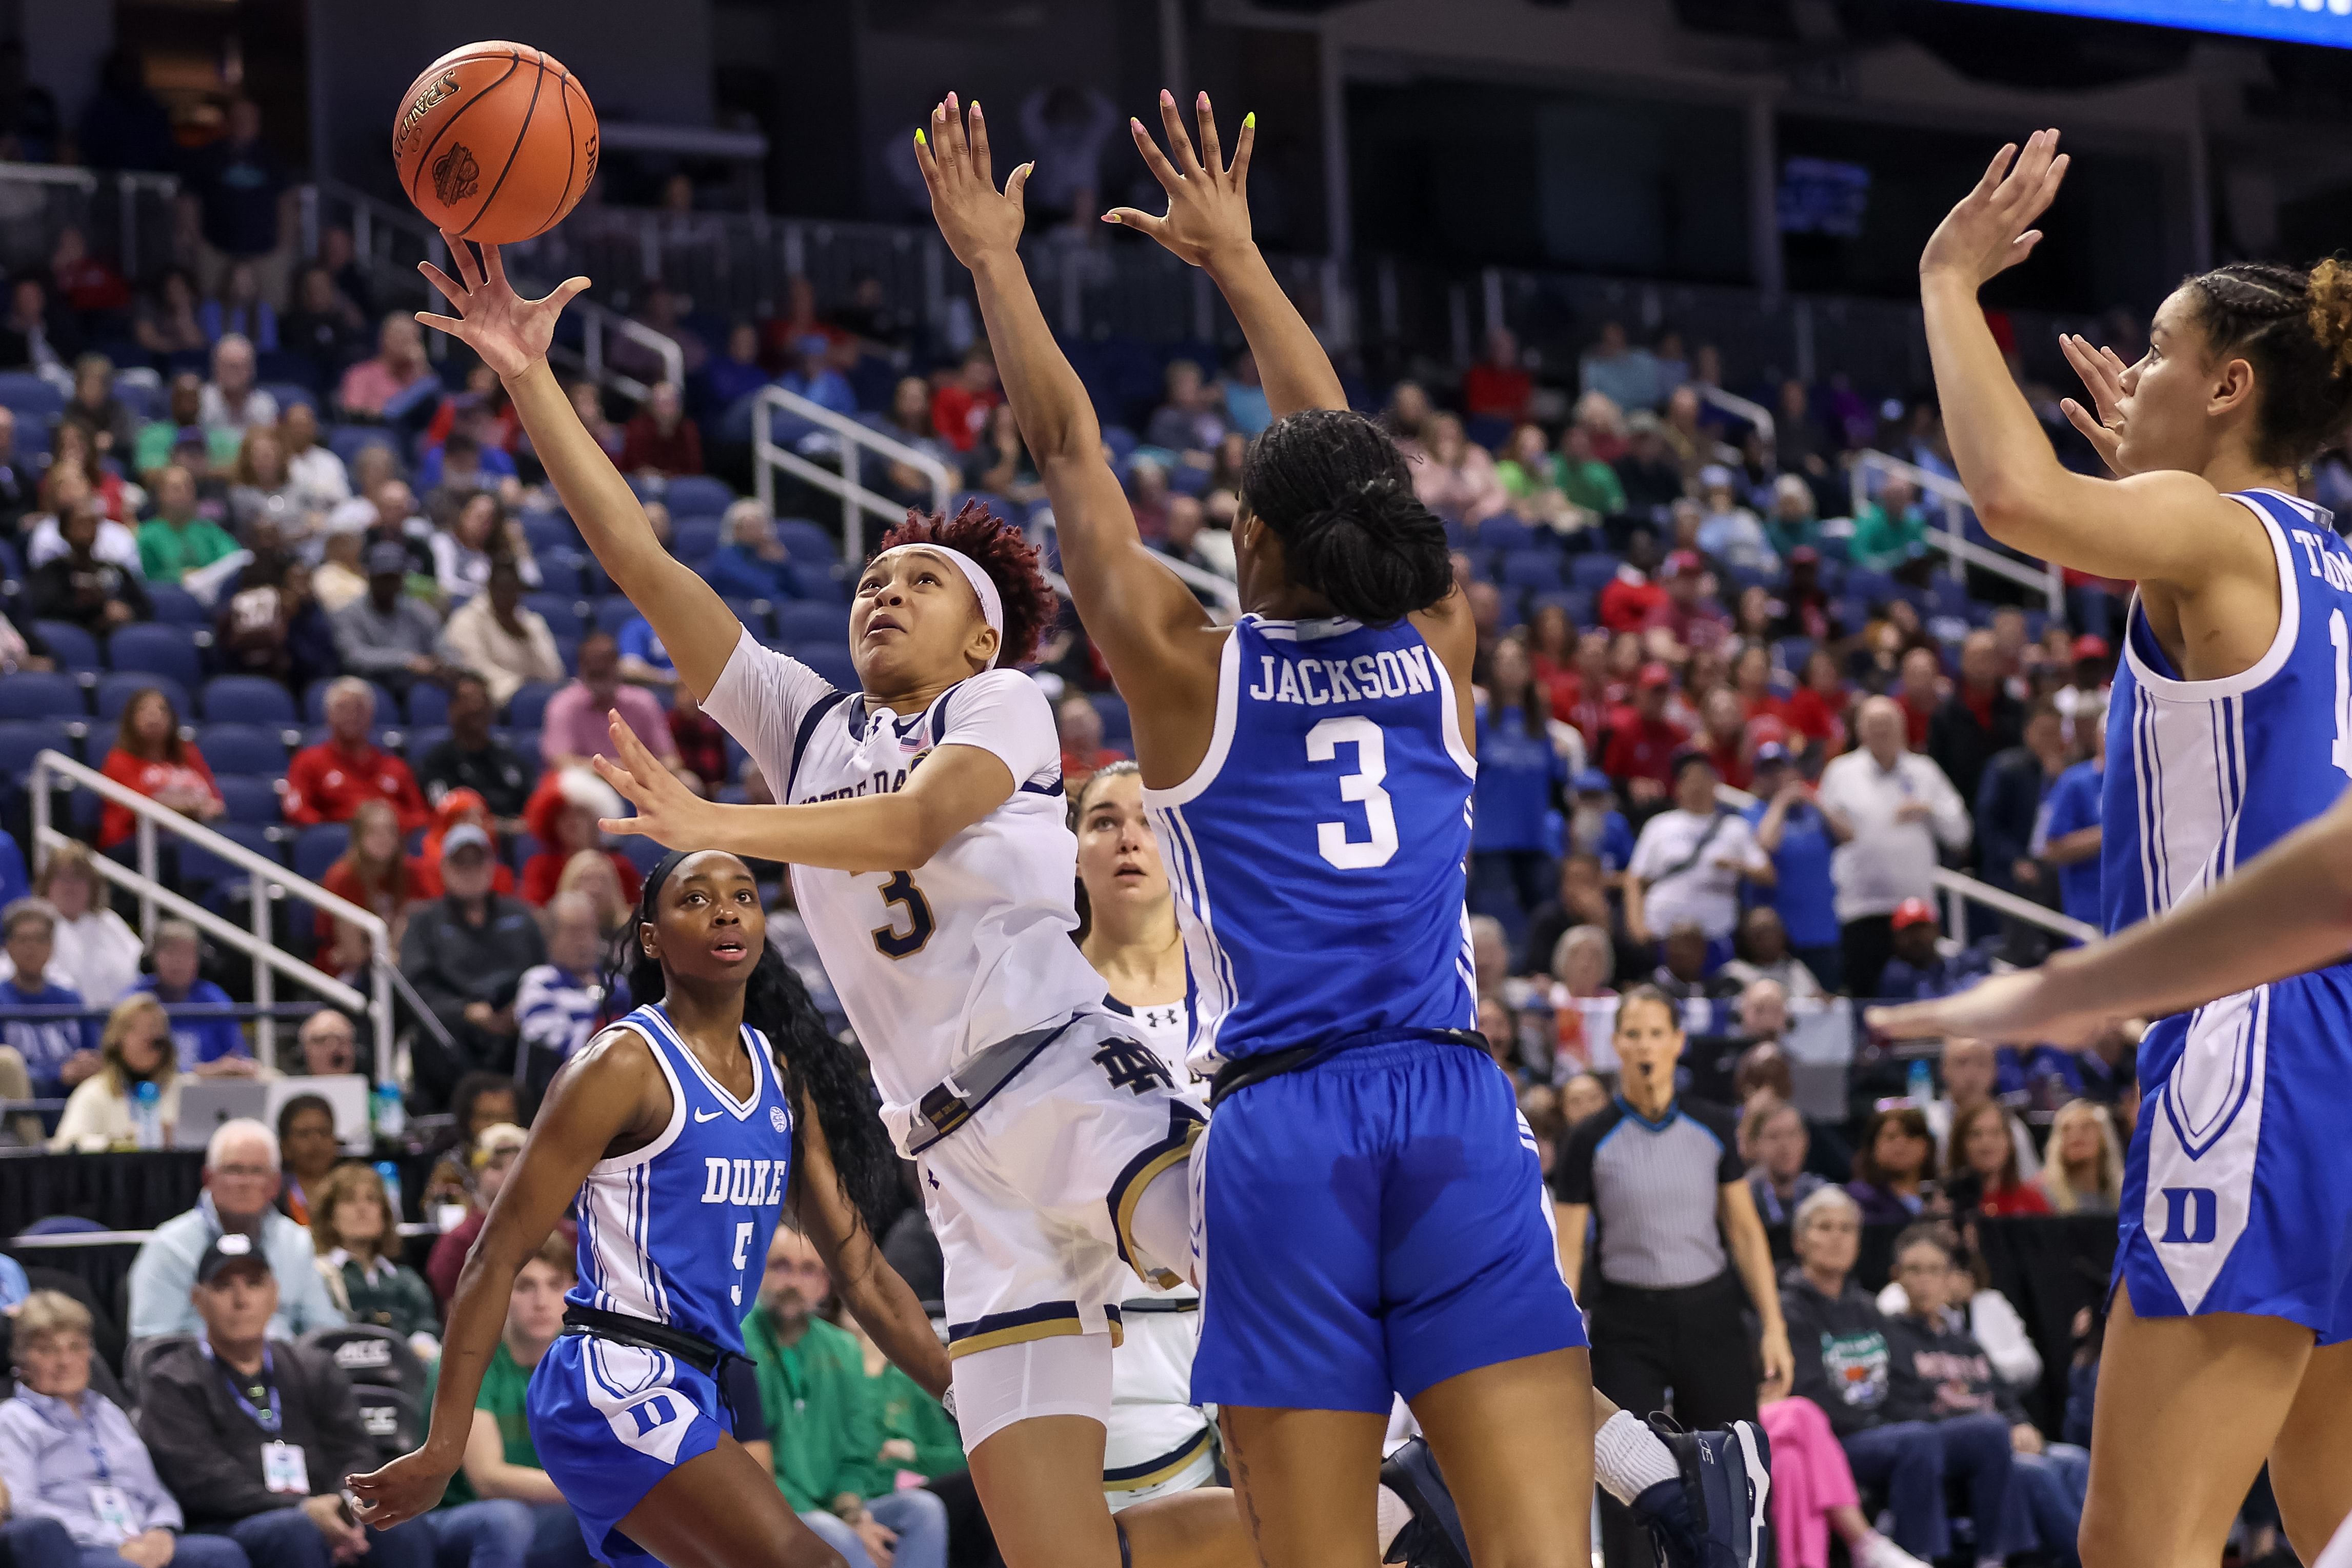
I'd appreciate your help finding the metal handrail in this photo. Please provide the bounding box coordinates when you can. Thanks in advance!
[1699,386,1776,447]
[751,386,954,562]
[1849,450,2066,618]
[27,751,396,1079]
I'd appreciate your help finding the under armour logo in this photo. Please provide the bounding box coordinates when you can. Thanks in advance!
[1093,1039,1175,1097]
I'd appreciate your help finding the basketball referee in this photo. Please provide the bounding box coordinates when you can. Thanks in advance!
[1552,983,1795,1567]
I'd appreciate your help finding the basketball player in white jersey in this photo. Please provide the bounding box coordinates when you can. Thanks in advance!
[1904,130,2352,1568]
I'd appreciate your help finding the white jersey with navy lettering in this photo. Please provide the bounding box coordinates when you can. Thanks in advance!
[701,631,1108,1152]
[1103,987,1200,1090]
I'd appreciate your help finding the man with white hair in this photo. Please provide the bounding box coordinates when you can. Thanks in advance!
[1816,694,1970,994]
[704,497,798,602]
[124,1118,347,1340]
[196,333,278,437]
[283,676,429,832]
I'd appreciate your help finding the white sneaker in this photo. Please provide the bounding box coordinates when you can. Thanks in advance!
[1854,1535,1931,1568]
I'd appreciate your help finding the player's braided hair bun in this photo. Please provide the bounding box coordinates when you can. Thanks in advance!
[2185,258,2352,468]
[1243,409,1452,626]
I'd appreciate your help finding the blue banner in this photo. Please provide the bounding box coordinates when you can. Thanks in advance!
[1955,0,2352,46]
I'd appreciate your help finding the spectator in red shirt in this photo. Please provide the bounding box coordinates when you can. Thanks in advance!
[1657,550,1731,652]
[1602,664,1688,804]
[311,797,424,958]
[1699,688,1753,791]
[1785,648,1852,759]
[930,346,1001,454]
[1597,534,1669,634]
[1925,629,2024,812]
[1462,326,1532,424]
[1897,645,1943,751]
[98,687,225,849]
[50,226,132,317]
[285,676,430,831]
[668,686,728,798]
[517,768,644,908]
[1058,694,1125,787]
[1731,644,1790,728]
[619,380,704,477]
[1946,1099,2051,1217]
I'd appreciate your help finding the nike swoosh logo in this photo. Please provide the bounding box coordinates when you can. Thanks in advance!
[693,1109,723,1123]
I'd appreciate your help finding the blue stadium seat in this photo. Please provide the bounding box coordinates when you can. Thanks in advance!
[614,834,668,876]
[592,599,640,637]
[525,594,588,637]
[261,382,318,413]
[144,584,210,628]
[521,514,578,556]
[775,519,836,562]
[405,726,451,761]
[1774,637,1816,674]
[507,682,563,730]
[95,674,190,722]
[303,680,400,725]
[1092,693,1130,746]
[198,723,289,775]
[179,822,282,890]
[1102,427,1139,465]
[1500,550,1562,593]
[772,601,850,646]
[951,491,1015,525]
[201,676,298,726]
[664,477,734,519]
[31,621,102,674]
[213,775,283,825]
[724,599,774,640]
[1168,464,1210,499]
[0,721,79,787]
[536,546,588,596]
[404,683,449,728]
[108,625,203,689]
[790,643,859,691]
[328,426,396,469]
[1477,516,1536,553]
[11,420,49,465]
[112,379,162,421]
[292,823,351,883]
[0,373,64,421]
[1569,555,1623,592]
[792,564,848,602]
[672,518,723,562]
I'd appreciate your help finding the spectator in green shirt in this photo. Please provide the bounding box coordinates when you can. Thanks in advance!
[843,1313,964,1485]
[137,465,241,584]
[740,1228,949,1568]
[132,373,206,482]
[1850,472,1934,573]
[1764,474,1823,560]
[1557,423,1629,520]
[308,1161,443,1358]
[425,1233,595,1568]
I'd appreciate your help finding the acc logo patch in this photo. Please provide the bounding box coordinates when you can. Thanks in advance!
[770,1105,790,1135]
[433,143,481,205]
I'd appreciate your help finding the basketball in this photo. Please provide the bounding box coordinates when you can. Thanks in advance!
[391,41,596,246]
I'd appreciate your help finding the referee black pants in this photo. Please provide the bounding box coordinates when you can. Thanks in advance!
[1588,1271,1760,1568]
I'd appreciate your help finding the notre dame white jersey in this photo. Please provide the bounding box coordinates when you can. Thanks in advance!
[703,631,1106,1152]
[1102,989,1199,1091]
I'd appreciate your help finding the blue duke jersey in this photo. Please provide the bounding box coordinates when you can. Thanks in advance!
[2105,487,2352,1339]
[569,1002,795,1354]
[1145,615,1478,1073]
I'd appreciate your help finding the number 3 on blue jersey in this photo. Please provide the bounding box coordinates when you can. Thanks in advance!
[1307,715,1398,869]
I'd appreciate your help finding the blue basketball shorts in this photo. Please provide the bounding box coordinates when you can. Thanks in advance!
[2116,970,2352,1345]
[526,1334,728,1564]
[1190,1034,1586,1413]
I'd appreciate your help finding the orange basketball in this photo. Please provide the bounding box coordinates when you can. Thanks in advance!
[392,41,597,246]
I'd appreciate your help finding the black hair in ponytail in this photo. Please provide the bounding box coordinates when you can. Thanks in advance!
[609,851,898,1236]
[1241,408,1453,626]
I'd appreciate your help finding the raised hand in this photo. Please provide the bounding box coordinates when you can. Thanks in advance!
[2058,332,2132,476]
[1104,90,1257,270]
[1919,129,2070,292]
[417,235,588,381]
[590,712,713,847]
[914,94,1030,272]
[1865,969,2111,1050]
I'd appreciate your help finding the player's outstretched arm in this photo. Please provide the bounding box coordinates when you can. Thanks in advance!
[1107,93,1345,419]
[591,711,1011,873]
[914,95,1213,706]
[347,1031,657,1526]
[790,1092,953,1399]
[1869,785,2352,1046]
[418,238,744,698]
[1917,133,2263,589]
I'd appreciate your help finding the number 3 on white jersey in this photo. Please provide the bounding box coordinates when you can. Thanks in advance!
[1307,716,1399,869]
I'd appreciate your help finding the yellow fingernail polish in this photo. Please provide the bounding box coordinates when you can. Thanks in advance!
[915,129,926,145]
[1243,112,1255,128]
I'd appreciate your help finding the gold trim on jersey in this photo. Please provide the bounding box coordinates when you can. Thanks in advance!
[945,1300,1125,1359]
[1107,1105,1208,1289]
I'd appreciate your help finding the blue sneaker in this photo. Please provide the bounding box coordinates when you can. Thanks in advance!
[1379,1437,1469,1568]
[1626,1415,1771,1568]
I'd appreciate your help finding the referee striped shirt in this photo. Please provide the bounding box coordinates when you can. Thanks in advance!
[1550,1096,1744,1290]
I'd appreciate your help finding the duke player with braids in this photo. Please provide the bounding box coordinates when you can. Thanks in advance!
[346,848,946,1568]
[1901,131,2352,1568]
[919,91,1770,1568]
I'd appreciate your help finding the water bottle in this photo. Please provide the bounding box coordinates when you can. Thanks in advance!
[375,1160,405,1224]
[371,1082,406,1144]
[129,1079,163,1151]
[1907,1058,1934,1107]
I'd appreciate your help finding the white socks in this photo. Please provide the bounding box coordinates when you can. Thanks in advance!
[1375,1484,1413,1556]
[1593,1410,1680,1504]
[1853,1534,1929,1568]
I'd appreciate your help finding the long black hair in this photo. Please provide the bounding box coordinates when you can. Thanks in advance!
[1243,408,1452,625]
[608,851,898,1236]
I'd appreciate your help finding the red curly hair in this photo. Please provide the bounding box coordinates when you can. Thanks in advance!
[875,501,1058,670]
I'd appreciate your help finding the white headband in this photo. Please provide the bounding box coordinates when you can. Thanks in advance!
[874,544,1005,668]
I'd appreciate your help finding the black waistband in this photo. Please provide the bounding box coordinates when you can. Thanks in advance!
[562,1303,727,1379]
[1207,1028,1489,1109]
[1590,1270,1740,1303]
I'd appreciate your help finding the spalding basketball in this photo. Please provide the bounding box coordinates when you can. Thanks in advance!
[392,42,596,246]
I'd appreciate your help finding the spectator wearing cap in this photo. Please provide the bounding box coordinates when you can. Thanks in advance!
[329,544,451,695]
[1562,771,1636,875]
[0,1291,244,1568]
[1602,664,1688,805]
[136,1232,439,1568]
[770,335,858,456]
[1925,631,2024,820]
[1624,753,1773,969]
[400,827,545,1103]
[2052,635,2112,732]
[1742,742,1846,990]
[2031,695,2105,931]
[1975,700,2071,900]
[1815,697,1969,996]
[126,1119,345,1342]
[1876,900,1990,1002]
[284,678,429,833]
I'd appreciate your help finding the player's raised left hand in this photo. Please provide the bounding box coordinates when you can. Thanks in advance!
[592,712,714,847]
[1919,129,2069,291]
[1104,90,1257,271]
[915,94,1029,271]
[417,236,587,382]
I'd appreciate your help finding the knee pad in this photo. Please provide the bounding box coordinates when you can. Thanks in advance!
[948,1329,1115,1452]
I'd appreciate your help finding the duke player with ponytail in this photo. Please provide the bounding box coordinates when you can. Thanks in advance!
[347,848,946,1568]
[1888,132,2352,1568]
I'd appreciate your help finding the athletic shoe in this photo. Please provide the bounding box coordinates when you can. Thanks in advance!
[1379,1437,1470,1568]
[1626,1414,1771,1568]
[1852,1533,1931,1568]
